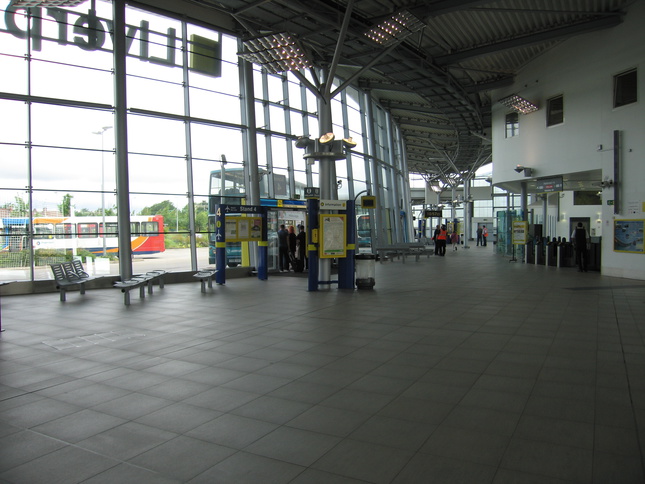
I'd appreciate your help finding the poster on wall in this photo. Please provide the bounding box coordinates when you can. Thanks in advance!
[225,217,263,242]
[614,219,644,254]
[319,214,347,258]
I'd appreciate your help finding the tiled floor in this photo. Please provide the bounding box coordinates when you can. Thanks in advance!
[1,246,644,483]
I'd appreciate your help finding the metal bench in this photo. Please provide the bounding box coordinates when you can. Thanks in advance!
[114,270,166,305]
[193,269,218,293]
[375,243,429,263]
[50,261,95,302]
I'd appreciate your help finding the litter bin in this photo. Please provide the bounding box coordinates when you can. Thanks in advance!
[355,253,376,289]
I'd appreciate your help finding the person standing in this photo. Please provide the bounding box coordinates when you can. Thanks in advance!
[571,222,589,272]
[277,224,290,272]
[476,225,483,246]
[296,224,307,270]
[450,230,459,251]
[437,224,447,256]
[482,225,488,246]
[288,225,297,269]
[433,224,441,255]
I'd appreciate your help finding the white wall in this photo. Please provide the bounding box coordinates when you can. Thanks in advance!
[492,2,645,280]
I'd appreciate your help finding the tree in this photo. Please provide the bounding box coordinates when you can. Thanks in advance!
[13,195,29,216]
[140,200,178,231]
[59,193,73,216]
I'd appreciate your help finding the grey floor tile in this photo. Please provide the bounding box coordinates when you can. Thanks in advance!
[392,453,498,484]
[138,378,215,401]
[182,385,262,411]
[419,424,510,467]
[311,439,413,484]
[1,445,118,484]
[287,405,371,437]
[500,437,593,482]
[134,402,222,434]
[230,395,312,424]
[245,426,341,466]
[90,392,172,420]
[31,409,126,443]
[349,414,435,451]
[81,463,182,484]
[592,451,645,484]
[187,451,305,484]
[514,414,594,450]
[442,405,522,437]
[0,397,81,428]
[0,430,66,471]
[128,435,237,481]
[186,413,277,448]
[76,422,178,461]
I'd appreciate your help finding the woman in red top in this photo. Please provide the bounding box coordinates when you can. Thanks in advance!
[437,225,447,256]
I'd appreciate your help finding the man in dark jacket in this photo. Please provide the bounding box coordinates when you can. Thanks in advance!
[571,222,589,272]
[277,224,290,272]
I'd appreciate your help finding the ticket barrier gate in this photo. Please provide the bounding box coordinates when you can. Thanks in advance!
[558,242,575,267]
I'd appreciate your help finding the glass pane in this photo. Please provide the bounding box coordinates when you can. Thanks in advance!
[31,61,113,104]
[290,111,305,136]
[190,123,244,164]
[350,154,366,182]
[31,104,114,150]
[271,138,288,169]
[127,114,186,157]
[266,74,284,102]
[273,168,289,198]
[0,54,28,94]
[192,157,224,198]
[0,145,28,189]
[336,158,348,179]
[287,79,302,110]
[189,89,241,124]
[30,146,115,195]
[128,153,187,206]
[0,99,28,144]
[268,105,285,133]
[127,76,184,115]
[255,100,266,130]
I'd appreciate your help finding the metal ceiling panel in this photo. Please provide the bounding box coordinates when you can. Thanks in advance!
[133,0,631,183]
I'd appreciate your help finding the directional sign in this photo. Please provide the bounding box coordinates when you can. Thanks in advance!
[535,176,563,192]
[305,187,320,198]
[223,204,262,213]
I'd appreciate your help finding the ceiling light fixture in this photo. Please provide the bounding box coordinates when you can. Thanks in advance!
[365,10,425,47]
[319,133,335,144]
[238,32,312,74]
[498,94,539,114]
[342,137,357,148]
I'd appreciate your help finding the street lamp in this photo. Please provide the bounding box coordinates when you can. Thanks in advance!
[92,126,113,256]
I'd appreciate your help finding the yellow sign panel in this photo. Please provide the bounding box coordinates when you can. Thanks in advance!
[512,221,528,245]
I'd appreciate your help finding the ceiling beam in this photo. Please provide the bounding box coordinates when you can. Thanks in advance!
[435,14,623,65]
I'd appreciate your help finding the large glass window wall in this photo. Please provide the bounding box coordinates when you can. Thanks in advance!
[0,0,409,283]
